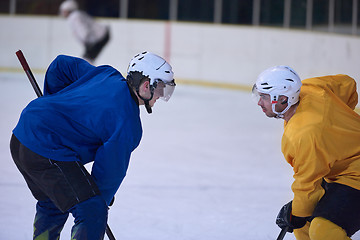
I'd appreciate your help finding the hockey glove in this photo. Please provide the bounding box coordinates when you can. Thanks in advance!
[276,201,307,233]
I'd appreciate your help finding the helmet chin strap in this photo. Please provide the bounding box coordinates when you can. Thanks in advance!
[136,87,154,114]
[144,100,152,114]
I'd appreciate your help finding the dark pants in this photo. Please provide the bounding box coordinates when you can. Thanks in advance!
[312,181,360,237]
[33,196,108,240]
[84,27,110,62]
[10,134,108,240]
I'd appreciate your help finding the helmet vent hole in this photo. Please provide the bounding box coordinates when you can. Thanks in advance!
[165,71,170,73]
[138,57,144,60]
[285,78,294,82]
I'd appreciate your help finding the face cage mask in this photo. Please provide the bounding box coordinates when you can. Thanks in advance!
[153,79,176,102]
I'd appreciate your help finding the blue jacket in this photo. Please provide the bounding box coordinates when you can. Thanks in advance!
[13,55,142,205]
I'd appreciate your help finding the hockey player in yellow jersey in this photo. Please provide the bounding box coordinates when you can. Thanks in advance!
[252,66,360,240]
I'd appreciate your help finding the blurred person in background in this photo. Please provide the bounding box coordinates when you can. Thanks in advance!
[59,0,110,64]
[252,66,360,240]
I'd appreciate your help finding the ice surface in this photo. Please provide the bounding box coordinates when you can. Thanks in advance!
[0,72,359,240]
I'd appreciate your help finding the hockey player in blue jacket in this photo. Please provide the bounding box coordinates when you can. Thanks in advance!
[10,51,176,239]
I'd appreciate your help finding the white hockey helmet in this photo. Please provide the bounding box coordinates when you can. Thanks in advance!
[59,0,78,14]
[127,51,175,102]
[252,65,302,118]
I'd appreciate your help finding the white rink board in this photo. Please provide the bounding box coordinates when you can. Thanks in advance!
[0,15,359,91]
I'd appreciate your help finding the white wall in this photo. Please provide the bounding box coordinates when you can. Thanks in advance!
[1,15,359,88]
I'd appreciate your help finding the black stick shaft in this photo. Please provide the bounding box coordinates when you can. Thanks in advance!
[106,224,116,240]
[276,227,289,240]
[15,49,116,240]
[16,50,43,97]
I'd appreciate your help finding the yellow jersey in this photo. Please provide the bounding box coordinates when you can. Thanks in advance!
[281,74,360,217]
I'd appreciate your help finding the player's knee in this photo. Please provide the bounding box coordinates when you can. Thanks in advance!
[309,217,350,240]
[71,196,108,239]
[71,195,108,222]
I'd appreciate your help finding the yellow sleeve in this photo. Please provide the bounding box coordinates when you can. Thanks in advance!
[288,128,329,217]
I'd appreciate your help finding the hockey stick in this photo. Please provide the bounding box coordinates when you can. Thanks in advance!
[15,50,43,98]
[15,50,116,240]
[106,225,116,240]
[276,226,289,240]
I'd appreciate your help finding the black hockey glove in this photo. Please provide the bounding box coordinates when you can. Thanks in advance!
[276,201,307,233]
